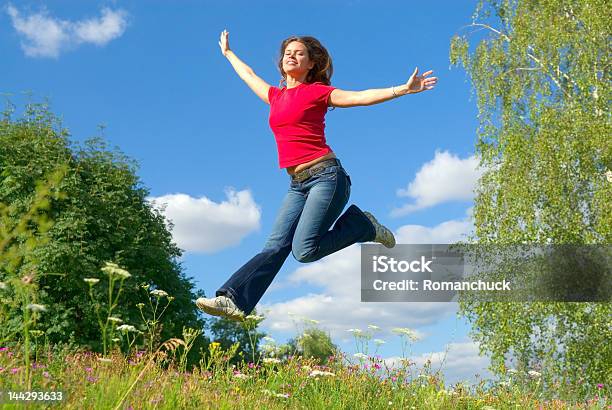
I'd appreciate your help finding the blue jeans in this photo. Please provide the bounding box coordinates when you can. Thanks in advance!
[216,160,376,314]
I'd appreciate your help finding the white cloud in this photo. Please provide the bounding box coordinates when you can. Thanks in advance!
[7,4,128,58]
[392,151,482,216]
[384,340,492,385]
[395,209,473,244]
[259,212,473,340]
[148,189,261,254]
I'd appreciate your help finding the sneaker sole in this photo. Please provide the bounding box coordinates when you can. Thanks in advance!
[195,300,244,321]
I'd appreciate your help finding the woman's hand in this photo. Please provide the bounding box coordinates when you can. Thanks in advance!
[218,29,230,56]
[405,67,437,94]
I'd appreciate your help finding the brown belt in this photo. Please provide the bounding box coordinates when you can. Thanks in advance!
[291,158,341,183]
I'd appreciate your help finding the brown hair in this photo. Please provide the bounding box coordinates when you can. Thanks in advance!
[277,36,333,87]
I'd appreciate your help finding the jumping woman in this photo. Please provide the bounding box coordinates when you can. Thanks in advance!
[196,30,437,320]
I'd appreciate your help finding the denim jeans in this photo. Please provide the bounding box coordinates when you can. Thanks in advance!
[216,160,376,314]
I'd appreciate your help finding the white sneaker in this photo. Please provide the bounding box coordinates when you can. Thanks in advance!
[195,296,245,321]
[363,211,396,248]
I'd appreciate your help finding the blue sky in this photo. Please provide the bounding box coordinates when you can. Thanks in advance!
[1,1,493,385]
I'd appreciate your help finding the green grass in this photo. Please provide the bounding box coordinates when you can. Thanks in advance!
[0,344,608,409]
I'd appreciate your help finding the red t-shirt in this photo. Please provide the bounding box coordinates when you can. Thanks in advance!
[268,81,336,168]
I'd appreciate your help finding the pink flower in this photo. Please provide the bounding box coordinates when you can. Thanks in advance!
[597,384,604,389]
[392,376,397,382]
[374,363,381,370]
[87,375,98,383]
[0,347,8,352]
[85,367,93,373]
[11,368,20,374]
[248,362,255,369]
[43,371,50,378]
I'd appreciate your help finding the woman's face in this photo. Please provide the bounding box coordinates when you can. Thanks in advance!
[282,41,314,77]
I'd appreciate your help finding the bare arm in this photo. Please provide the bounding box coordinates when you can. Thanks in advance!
[329,67,438,108]
[219,30,271,104]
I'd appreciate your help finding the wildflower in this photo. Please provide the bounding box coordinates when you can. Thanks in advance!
[112,338,120,342]
[101,262,131,279]
[597,383,604,389]
[85,367,93,373]
[309,370,335,377]
[233,373,251,379]
[27,304,47,312]
[29,330,44,337]
[346,328,363,335]
[368,324,381,331]
[606,170,612,183]
[117,324,137,333]
[353,353,368,360]
[391,327,420,341]
[11,368,20,374]
[83,278,100,285]
[98,358,112,363]
[43,371,50,378]
[374,339,386,345]
[136,303,145,309]
[374,363,382,370]
[0,281,7,290]
[150,289,168,298]
[263,358,281,364]
[108,316,123,323]
[87,375,98,383]
[528,370,541,378]
[507,368,518,374]
[167,296,175,302]
[262,389,289,399]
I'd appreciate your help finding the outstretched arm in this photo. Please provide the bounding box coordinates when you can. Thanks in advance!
[329,67,438,108]
[219,29,271,104]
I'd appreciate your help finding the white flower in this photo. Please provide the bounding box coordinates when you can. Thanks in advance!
[301,365,312,372]
[150,289,168,298]
[0,282,8,290]
[233,373,251,379]
[606,169,612,183]
[353,353,368,360]
[27,304,46,312]
[528,370,541,378]
[116,324,137,333]
[346,328,363,335]
[245,314,264,321]
[368,324,381,331]
[108,316,123,323]
[391,327,420,341]
[101,262,131,279]
[263,357,281,364]
[507,368,518,374]
[98,357,112,363]
[262,389,289,399]
[309,370,335,377]
[374,339,386,345]
[112,338,120,342]
[83,278,100,285]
